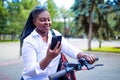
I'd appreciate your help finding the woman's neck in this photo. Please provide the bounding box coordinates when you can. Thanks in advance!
[36,29,48,42]
[36,29,48,36]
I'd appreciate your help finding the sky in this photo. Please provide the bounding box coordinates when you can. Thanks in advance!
[40,0,74,9]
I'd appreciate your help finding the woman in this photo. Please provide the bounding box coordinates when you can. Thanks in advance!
[20,5,96,80]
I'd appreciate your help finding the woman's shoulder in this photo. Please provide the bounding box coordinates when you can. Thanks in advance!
[23,30,38,43]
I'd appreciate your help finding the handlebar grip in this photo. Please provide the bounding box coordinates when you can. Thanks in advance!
[96,57,99,61]
[49,69,67,80]
[49,67,74,80]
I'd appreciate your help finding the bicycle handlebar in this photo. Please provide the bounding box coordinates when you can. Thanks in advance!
[49,58,103,80]
[49,67,74,80]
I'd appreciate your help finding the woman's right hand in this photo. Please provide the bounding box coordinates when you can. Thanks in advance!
[40,42,61,70]
[46,41,62,60]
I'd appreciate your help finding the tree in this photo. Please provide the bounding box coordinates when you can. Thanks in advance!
[106,0,120,38]
[71,0,118,50]
[114,13,120,37]
[44,0,75,36]
[59,7,74,37]
[45,0,60,30]
[4,0,38,40]
[97,0,120,46]
[0,0,9,40]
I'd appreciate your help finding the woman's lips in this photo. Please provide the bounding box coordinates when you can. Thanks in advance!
[44,26,50,30]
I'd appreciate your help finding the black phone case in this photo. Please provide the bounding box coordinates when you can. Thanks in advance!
[50,36,62,50]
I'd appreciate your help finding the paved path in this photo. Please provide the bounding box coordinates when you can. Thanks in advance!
[0,39,120,80]
[0,42,22,80]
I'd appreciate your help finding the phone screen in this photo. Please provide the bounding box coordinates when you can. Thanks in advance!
[50,36,62,50]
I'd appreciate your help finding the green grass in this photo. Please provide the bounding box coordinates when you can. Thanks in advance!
[0,40,19,42]
[90,46,120,53]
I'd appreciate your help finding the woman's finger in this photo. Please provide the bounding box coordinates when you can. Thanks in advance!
[54,41,61,50]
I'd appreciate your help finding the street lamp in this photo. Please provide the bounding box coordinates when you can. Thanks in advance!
[63,16,67,37]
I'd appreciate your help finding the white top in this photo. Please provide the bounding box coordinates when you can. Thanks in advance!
[22,29,82,80]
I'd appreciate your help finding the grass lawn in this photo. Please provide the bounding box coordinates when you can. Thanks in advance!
[0,40,19,42]
[90,46,120,53]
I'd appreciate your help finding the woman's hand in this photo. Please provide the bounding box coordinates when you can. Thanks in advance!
[84,54,97,64]
[40,42,61,70]
[77,53,97,64]
[47,41,62,60]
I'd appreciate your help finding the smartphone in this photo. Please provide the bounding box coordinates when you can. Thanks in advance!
[50,36,62,50]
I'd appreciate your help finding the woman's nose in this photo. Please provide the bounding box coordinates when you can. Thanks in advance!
[45,20,49,24]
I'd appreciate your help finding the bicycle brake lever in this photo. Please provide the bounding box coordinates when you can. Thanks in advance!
[95,64,104,67]
[85,61,104,70]
[79,58,102,70]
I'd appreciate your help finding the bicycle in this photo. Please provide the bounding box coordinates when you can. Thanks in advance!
[48,58,103,80]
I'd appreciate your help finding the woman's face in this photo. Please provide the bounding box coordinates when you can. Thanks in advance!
[33,10,51,34]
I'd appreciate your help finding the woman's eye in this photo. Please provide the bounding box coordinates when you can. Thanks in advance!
[40,19,45,22]
[39,18,51,22]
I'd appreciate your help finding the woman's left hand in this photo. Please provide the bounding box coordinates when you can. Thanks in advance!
[84,54,97,64]
[77,53,97,64]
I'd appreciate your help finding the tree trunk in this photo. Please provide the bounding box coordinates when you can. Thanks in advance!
[88,18,93,51]
[88,6,93,51]
[99,40,102,48]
